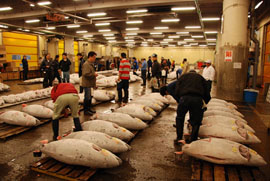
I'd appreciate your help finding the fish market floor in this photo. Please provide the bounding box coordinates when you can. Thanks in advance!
[0,80,269,180]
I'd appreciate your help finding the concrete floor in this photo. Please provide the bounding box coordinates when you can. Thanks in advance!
[0,79,269,180]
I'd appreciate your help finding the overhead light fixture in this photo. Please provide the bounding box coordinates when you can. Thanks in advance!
[98,29,111,32]
[105,37,115,40]
[103,34,114,36]
[160,41,169,44]
[126,9,148,14]
[83,35,93,38]
[64,16,69,19]
[126,28,139,31]
[184,38,194,41]
[0,25,8,29]
[207,38,216,41]
[126,33,137,36]
[87,12,107,17]
[147,39,154,41]
[126,20,143,24]
[67,25,80,28]
[255,1,263,9]
[168,45,176,47]
[190,43,198,45]
[168,35,180,38]
[25,19,40,23]
[141,42,148,44]
[202,17,220,21]
[46,27,55,30]
[161,19,180,23]
[37,1,52,6]
[205,31,218,34]
[154,27,169,30]
[150,32,162,35]
[95,23,110,26]
[23,29,30,32]
[163,39,173,41]
[208,43,216,45]
[192,35,204,38]
[176,32,189,35]
[171,7,196,11]
[141,44,148,46]
[178,41,186,45]
[248,15,251,18]
[34,31,45,35]
[77,38,84,41]
[30,4,35,7]
[185,26,201,29]
[0,7,13,11]
[108,40,116,43]
[76,30,88,34]
[126,39,134,42]
[200,45,207,47]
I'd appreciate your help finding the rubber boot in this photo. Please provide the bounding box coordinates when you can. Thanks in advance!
[89,97,96,114]
[73,117,82,132]
[52,119,59,141]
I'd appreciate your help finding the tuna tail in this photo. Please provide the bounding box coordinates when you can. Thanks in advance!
[115,156,122,165]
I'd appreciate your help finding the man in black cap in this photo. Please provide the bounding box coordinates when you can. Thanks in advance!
[151,53,161,92]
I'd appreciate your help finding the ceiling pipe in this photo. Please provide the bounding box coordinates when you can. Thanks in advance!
[250,0,259,89]
[194,0,208,41]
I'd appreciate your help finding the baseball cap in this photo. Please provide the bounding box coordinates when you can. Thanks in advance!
[205,60,211,64]
[152,53,157,57]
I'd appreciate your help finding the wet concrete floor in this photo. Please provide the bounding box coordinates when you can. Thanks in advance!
[0,79,269,180]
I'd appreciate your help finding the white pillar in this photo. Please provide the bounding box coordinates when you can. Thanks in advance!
[64,37,75,73]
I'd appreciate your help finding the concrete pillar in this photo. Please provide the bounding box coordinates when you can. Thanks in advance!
[216,0,250,101]
[64,37,75,73]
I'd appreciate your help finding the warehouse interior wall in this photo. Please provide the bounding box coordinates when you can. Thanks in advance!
[47,38,58,60]
[38,35,46,59]
[132,47,215,64]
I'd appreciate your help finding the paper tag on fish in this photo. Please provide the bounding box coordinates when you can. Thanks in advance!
[232,126,237,131]
[232,147,237,153]
[101,149,109,156]
[248,131,254,136]
[249,149,258,155]
[231,120,236,124]
[112,137,120,144]
[121,128,127,132]
[135,118,142,122]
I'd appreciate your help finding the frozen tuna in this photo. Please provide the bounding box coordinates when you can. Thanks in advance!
[82,120,134,140]
[41,139,122,168]
[95,112,148,130]
[65,131,131,153]
[0,110,40,126]
[206,105,244,118]
[142,93,169,104]
[22,104,53,118]
[199,124,261,144]
[204,110,246,123]
[183,138,266,166]
[208,101,237,110]
[93,90,115,101]
[2,95,16,103]
[44,100,54,110]
[132,99,163,111]
[115,104,154,121]
[202,115,254,132]
[0,97,4,106]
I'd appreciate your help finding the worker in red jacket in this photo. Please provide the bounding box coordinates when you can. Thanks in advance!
[51,83,82,140]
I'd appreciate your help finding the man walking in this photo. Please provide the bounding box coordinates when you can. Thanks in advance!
[141,58,147,86]
[151,53,161,92]
[59,53,71,83]
[147,56,152,80]
[82,51,97,115]
[41,53,53,88]
[202,60,215,93]
[117,53,131,107]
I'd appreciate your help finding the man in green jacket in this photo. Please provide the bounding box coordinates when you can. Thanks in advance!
[82,51,97,115]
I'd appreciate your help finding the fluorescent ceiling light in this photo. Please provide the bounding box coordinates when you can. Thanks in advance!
[0,7,13,11]
[25,19,40,23]
[126,20,143,24]
[67,25,80,28]
[34,31,45,35]
[108,40,116,43]
[255,1,263,9]
[65,16,69,19]
[83,35,93,38]
[192,35,204,38]
[46,27,55,30]
[185,26,201,29]
[23,29,30,32]
[126,28,139,31]
[176,32,189,35]
[76,30,88,34]
[126,9,148,14]
[248,15,251,18]
[168,36,180,38]
[171,7,195,11]
[154,27,169,30]
[98,29,111,32]
[126,40,134,42]
[141,42,148,44]
[150,32,162,35]
[95,23,110,26]
[30,4,35,7]
[178,41,186,44]
[147,39,154,41]
[103,34,114,36]
[207,38,216,41]
[200,45,207,47]
[184,38,194,41]
[160,41,169,44]
[168,45,176,47]
[0,25,8,29]
[208,43,216,45]
[161,19,180,23]
[190,43,198,45]
[77,39,84,41]
[164,39,173,41]
[37,1,51,6]
[126,33,137,36]
[141,44,148,46]
[87,12,107,17]
[202,17,220,21]
[105,37,115,40]
[205,31,218,34]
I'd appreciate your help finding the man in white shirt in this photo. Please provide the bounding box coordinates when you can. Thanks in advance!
[202,60,215,93]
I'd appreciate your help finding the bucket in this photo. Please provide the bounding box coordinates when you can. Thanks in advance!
[243,89,259,104]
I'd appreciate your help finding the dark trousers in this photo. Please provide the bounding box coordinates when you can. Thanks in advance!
[141,69,146,85]
[206,80,212,93]
[52,72,61,83]
[23,69,28,80]
[83,87,92,111]
[43,71,53,88]
[176,95,204,143]
[147,70,151,80]
[117,80,129,103]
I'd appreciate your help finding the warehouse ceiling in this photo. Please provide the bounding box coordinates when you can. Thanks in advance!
[0,0,266,48]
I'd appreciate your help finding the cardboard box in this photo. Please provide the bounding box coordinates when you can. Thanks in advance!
[1,73,7,81]
[6,62,16,67]
[6,67,19,72]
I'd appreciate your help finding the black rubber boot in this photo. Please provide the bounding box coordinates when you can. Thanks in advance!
[73,117,82,132]
[52,119,59,141]
[89,97,96,113]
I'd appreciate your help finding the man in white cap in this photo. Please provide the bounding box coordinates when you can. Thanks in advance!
[202,60,215,93]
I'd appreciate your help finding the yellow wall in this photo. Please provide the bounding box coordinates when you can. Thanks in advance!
[3,32,38,67]
[58,40,64,60]
[74,41,79,72]
[133,47,215,64]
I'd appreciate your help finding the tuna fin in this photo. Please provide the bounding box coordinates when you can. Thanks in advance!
[40,140,49,144]
[22,104,27,108]
[57,136,62,140]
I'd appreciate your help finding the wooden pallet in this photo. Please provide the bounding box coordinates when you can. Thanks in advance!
[0,119,51,140]
[191,159,266,181]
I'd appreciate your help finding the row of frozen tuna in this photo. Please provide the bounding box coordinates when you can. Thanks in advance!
[0,83,10,92]
[41,93,172,168]
[182,98,267,166]
[97,73,142,87]
[0,87,52,106]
